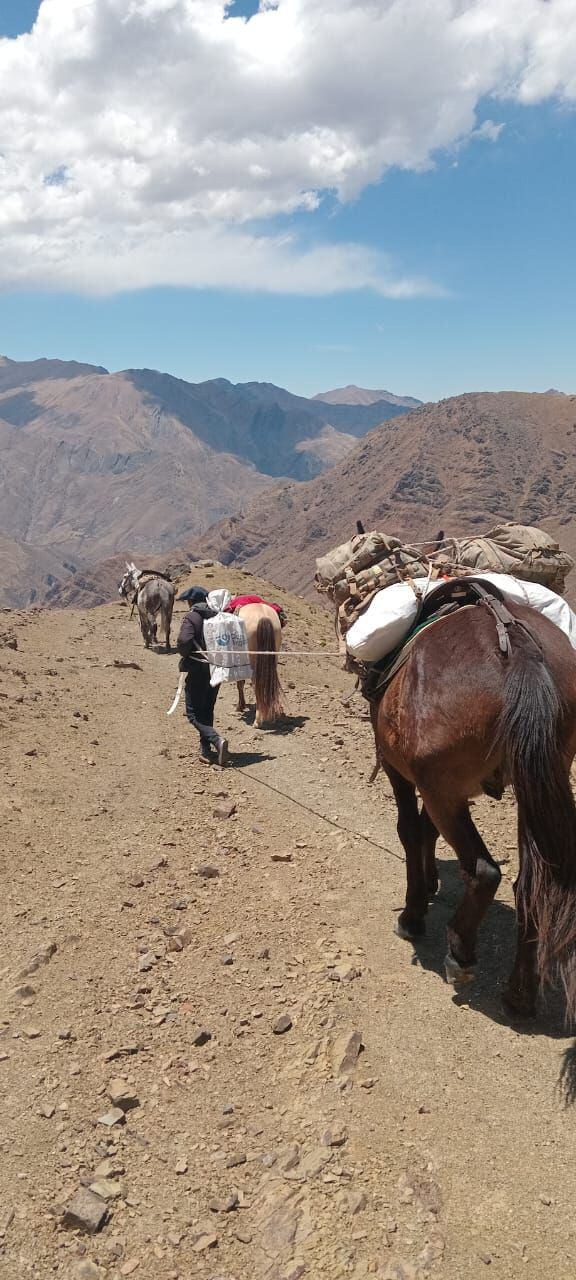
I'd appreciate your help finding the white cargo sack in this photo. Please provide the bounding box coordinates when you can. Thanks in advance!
[346,579,436,662]
[346,572,576,666]
[204,590,253,687]
[476,574,576,649]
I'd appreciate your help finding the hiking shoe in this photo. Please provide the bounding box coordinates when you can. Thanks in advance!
[217,737,229,767]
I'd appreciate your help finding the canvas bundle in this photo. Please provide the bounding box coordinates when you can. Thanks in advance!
[315,522,574,644]
[429,524,574,595]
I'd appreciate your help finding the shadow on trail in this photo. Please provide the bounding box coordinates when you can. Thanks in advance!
[236,709,309,735]
[400,855,576,1097]
[230,750,276,768]
[271,714,309,734]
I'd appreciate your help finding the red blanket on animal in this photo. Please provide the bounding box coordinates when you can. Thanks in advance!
[225,595,287,626]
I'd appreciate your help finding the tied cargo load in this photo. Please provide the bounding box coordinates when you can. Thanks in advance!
[314,522,575,647]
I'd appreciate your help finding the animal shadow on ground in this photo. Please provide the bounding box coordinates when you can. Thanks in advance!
[237,709,309,734]
[403,855,576,1100]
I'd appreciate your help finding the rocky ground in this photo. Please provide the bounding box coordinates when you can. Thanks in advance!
[2,570,576,1280]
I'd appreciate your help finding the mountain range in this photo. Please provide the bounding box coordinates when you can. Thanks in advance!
[189,391,576,602]
[0,356,417,605]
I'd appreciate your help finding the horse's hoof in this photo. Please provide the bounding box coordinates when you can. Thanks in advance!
[395,916,425,941]
[444,953,475,985]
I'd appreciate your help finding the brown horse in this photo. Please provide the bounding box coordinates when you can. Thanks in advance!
[236,603,284,727]
[370,588,576,1019]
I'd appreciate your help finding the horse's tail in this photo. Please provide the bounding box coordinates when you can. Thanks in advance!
[497,627,576,1017]
[253,618,283,724]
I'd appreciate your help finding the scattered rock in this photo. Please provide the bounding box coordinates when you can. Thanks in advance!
[39,1103,55,1119]
[12,983,36,1001]
[221,954,234,966]
[62,1188,108,1235]
[94,1158,125,1179]
[271,853,293,863]
[89,1178,124,1201]
[285,1147,332,1181]
[108,1078,140,1112]
[191,1028,212,1047]
[21,1024,41,1039]
[322,1125,347,1148]
[192,1231,218,1252]
[196,864,220,879]
[128,875,145,888]
[328,962,361,983]
[103,1043,140,1063]
[98,1108,126,1128]
[347,1189,368,1215]
[210,1192,240,1213]
[119,1260,141,1277]
[166,926,193,952]
[138,951,158,972]
[73,1262,105,1280]
[331,1028,363,1076]
[174,1157,188,1175]
[226,1153,247,1169]
[272,1014,293,1035]
[213,802,236,820]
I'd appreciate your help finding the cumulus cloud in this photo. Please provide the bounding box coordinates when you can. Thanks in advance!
[0,0,574,296]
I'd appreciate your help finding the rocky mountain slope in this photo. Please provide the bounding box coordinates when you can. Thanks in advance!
[2,574,576,1279]
[0,357,414,606]
[190,391,576,600]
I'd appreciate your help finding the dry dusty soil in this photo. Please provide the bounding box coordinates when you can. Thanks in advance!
[2,568,576,1280]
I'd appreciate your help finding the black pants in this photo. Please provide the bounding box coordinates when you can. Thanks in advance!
[184,668,220,754]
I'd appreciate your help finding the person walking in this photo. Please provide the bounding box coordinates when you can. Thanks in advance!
[176,586,229,766]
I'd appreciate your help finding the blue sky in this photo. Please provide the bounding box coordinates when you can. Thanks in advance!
[0,0,574,402]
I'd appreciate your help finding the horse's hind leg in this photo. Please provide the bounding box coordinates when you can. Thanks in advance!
[422,807,439,899]
[237,681,246,713]
[387,768,428,939]
[422,795,501,982]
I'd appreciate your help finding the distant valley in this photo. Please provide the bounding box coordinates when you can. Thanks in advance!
[0,357,417,606]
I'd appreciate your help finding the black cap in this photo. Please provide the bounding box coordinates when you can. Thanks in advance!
[177,584,209,604]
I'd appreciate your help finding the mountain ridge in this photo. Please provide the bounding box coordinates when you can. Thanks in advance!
[187,390,576,603]
[0,357,416,606]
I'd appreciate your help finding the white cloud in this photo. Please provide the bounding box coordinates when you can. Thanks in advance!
[0,0,574,296]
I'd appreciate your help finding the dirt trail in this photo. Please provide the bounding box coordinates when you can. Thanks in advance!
[2,574,576,1280]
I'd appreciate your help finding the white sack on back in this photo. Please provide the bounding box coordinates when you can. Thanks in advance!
[472,573,576,649]
[203,611,252,686]
[346,580,434,662]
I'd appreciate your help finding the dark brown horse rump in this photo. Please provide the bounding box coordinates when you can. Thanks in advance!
[371,596,576,1019]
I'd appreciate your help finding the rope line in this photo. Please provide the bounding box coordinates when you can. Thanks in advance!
[183,648,344,662]
[237,765,404,863]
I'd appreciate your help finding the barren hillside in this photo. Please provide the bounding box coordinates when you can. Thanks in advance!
[0,358,415,607]
[191,391,576,599]
[2,572,576,1279]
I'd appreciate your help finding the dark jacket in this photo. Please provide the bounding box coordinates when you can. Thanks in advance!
[177,602,215,673]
